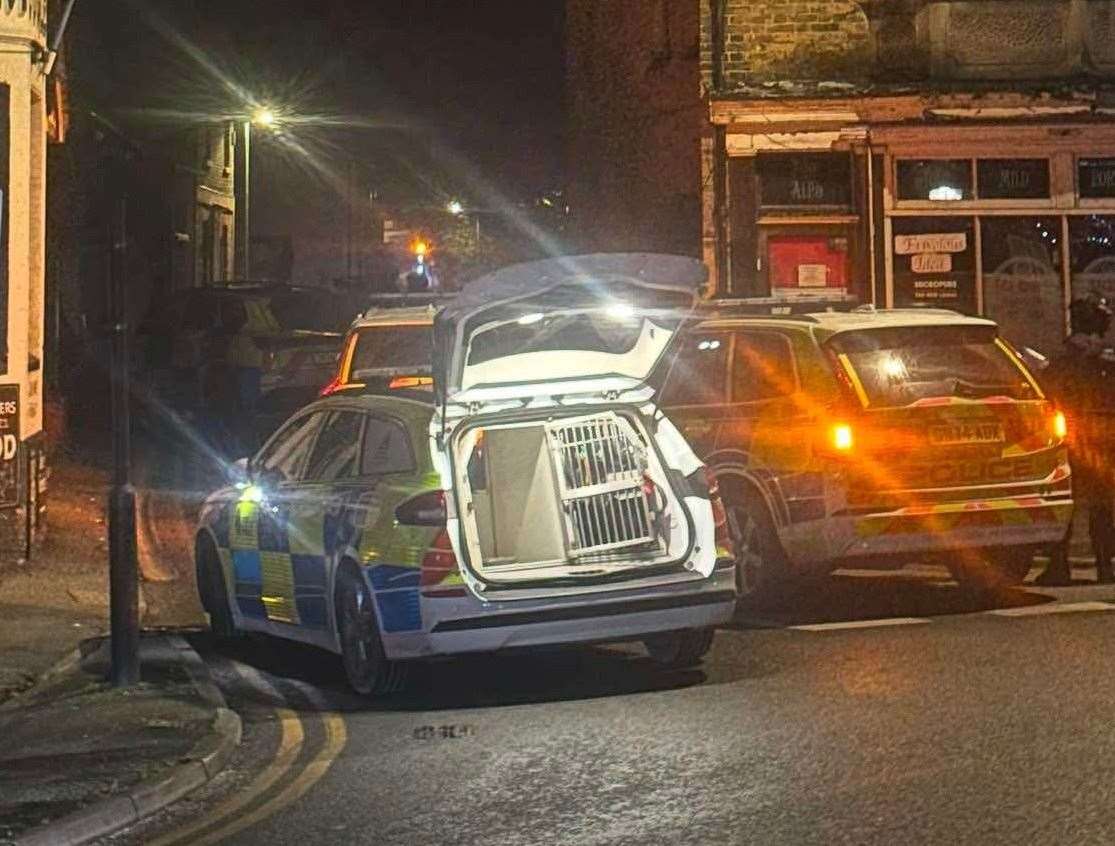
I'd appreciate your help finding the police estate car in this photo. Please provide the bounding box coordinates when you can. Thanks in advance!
[656,303,1073,597]
[195,255,737,695]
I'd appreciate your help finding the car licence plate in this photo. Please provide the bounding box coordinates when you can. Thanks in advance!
[928,421,1005,445]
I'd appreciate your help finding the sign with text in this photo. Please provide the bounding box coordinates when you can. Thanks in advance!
[911,253,953,274]
[895,233,968,255]
[1079,158,1115,199]
[976,158,1050,200]
[0,384,19,507]
[892,219,976,313]
[757,153,851,208]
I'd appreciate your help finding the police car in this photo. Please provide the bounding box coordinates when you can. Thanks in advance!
[195,255,737,695]
[656,301,1073,596]
[319,299,447,398]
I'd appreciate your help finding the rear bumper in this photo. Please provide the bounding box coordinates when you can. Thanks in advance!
[784,494,1073,565]
[381,567,737,660]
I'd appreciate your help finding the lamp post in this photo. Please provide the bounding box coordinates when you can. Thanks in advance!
[240,107,277,279]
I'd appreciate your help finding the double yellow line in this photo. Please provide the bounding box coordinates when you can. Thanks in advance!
[151,674,348,845]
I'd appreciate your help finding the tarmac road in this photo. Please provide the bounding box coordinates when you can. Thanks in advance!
[107,562,1115,846]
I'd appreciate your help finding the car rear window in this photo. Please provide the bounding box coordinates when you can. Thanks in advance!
[825,324,1039,408]
[350,325,434,378]
[660,332,730,405]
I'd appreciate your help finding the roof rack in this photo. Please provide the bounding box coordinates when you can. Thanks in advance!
[697,292,861,316]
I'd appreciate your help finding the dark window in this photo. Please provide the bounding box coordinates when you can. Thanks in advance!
[660,333,730,406]
[255,412,325,483]
[361,417,416,475]
[733,332,796,402]
[1069,215,1115,344]
[350,325,434,377]
[896,159,972,201]
[1079,159,1115,199]
[757,153,851,208]
[976,159,1050,200]
[304,412,364,482]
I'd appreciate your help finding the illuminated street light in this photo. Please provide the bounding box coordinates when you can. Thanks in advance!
[447,199,464,216]
[241,105,286,277]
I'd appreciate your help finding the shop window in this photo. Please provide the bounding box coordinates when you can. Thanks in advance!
[896,159,972,202]
[757,153,851,208]
[891,216,976,312]
[1078,159,1115,199]
[1070,215,1115,343]
[980,217,1063,357]
[976,159,1049,200]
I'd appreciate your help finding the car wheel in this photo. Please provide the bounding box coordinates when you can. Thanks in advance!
[644,628,716,669]
[335,568,407,697]
[728,495,791,604]
[197,538,237,641]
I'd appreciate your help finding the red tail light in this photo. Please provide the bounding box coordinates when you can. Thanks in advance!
[420,529,458,587]
[704,467,735,561]
[395,490,447,527]
[319,376,343,397]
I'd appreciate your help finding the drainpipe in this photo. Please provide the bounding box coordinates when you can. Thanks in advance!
[43,0,79,75]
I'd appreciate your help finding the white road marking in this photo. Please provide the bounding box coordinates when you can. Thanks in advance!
[988,601,1115,617]
[789,617,930,632]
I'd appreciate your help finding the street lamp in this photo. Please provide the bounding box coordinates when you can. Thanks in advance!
[241,106,281,278]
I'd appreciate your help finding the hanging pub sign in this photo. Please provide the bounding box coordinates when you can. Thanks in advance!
[976,158,1050,200]
[757,153,851,208]
[0,384,19,508]
[1079,158,1115,199]
[891,218,977,313]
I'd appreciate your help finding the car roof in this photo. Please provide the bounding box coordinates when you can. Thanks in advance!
[308,392,434,421]
[692,307,997,337]
[350,304,437,329]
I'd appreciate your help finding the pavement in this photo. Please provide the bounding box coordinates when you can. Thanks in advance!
[0,635,240,846]
[0,448,238,846]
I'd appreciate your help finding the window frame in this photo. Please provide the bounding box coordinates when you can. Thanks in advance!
[729,329,799,405]
[301,410,367,484]
[357,412,418,478]
[252,408,328,484]
[658,329,733,409]
[893,156,1056,211]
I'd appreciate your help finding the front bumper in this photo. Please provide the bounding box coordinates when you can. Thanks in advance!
[381,566,736,660]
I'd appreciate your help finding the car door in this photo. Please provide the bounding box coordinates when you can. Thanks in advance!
[231,410,325,623]
[291,409,367,629]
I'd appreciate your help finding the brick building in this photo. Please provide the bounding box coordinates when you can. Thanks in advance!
[568,0,1115,356]
[565,1,704,257]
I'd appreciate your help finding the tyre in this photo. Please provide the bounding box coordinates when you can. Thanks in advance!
[335,567,407,696]
[726,494,792,604]
[644,628,716,668]
[197,537,238,640]
[947,547,1035,592]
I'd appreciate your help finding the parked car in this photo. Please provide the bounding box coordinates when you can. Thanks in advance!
[194,254,737,695]
[654,301,1074,596]
[137,283,358,448]
[319,303,439,397]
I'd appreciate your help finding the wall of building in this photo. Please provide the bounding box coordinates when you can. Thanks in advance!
[565,0,704,257]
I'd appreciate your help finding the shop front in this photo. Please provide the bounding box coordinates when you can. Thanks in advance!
[709,99,1115,359]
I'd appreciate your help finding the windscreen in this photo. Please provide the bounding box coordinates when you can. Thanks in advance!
[826,324,1039,408]
[351,325,434,376]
